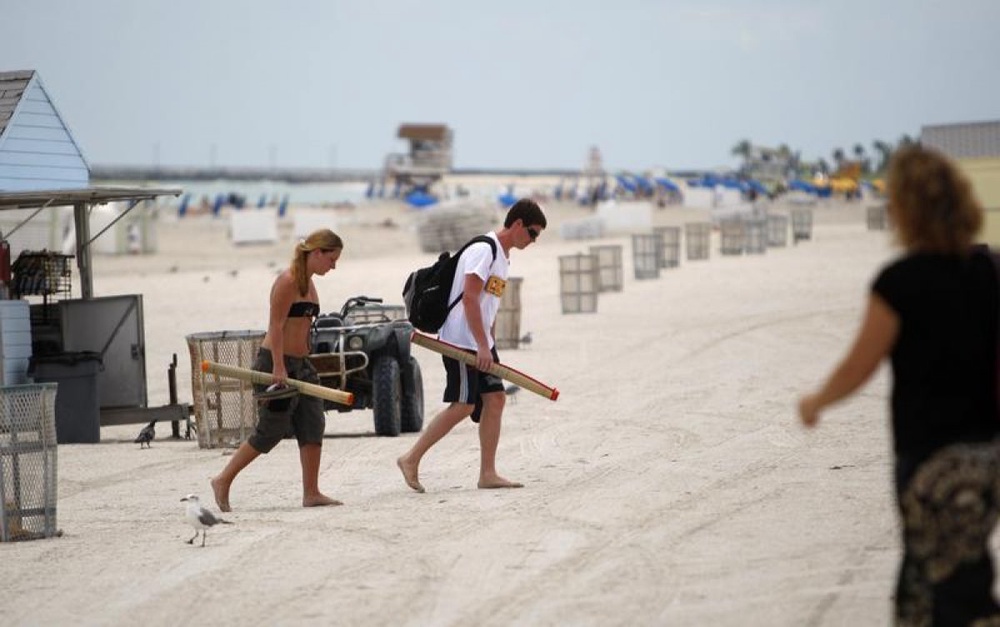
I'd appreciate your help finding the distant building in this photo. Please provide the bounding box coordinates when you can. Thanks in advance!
[0,69,89,191]
[922,120,1000,245]
[383,123,453,194]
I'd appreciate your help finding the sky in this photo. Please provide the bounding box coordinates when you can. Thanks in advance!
[1,0,998,172]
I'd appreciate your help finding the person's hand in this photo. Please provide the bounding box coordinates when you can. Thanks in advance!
[798,394,821,428]
[475,346,493,373]
[272,366,289,386]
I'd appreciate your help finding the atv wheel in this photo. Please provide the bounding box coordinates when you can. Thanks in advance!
[400,356,424,433]
[372,355,402,436]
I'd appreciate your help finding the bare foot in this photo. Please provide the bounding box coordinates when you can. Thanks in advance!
[210,476,231,512]
[303,493,343,508]
[478,475,524,489]
[397,456,425,493]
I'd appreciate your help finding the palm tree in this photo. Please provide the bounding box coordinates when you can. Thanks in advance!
[852,143,869,175]
[731,139,752,162]
[872,140,893,174]
[832,148,845,172]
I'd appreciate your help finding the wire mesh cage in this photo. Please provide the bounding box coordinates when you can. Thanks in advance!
[11,251,73,301]
[631,233,661,279]
[559,253,599,314]
[186,330,265,449]
[767,214,789,247]
[653,226,681,268]
[684,222,712,261]
[494,276,523,350]
[867,205,888,230]
[0,383,59,542]
[743,219,768,255]
[588,245,624,292]
[791,207,814,242]
[719,219,745,256]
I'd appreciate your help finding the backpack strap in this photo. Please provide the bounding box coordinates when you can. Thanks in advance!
[446,235,499,313]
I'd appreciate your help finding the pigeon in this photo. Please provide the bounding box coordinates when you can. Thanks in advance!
[134,420,156,449]
[519,332,533,346]
[180,494,232,547]
[505,385,521,403]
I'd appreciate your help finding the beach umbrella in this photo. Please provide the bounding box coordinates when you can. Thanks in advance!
[655,177,679,192]
[632,175,654,193]
[788,179,817,194]
[498,193,518,207]
[615,174,637,193]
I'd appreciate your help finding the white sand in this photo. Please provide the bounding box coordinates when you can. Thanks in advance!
[3,197,908,625]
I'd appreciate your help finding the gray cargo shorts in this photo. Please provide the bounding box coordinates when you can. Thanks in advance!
[248,348,325,453]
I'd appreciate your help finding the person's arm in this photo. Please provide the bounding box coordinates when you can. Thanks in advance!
[460,273,493,372]
[799,293,898,427]
[267,275,295,385]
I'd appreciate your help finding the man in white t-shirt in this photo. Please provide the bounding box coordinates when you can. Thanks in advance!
[398,199,547,493]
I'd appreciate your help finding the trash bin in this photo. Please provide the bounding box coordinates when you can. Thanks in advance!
[0,383,59,541]
[28,352,102,444]
[186,331,264,449]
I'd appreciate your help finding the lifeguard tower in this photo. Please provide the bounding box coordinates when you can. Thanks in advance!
[382,123,453,196]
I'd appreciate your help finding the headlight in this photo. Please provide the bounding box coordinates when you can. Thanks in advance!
[348,335,364,350]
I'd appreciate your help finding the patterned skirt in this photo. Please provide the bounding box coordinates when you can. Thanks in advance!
[896,440,1000,626]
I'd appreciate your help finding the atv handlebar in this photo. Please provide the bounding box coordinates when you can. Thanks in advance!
[339,295,383,317]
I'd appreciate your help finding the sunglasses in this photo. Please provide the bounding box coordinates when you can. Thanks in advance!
[526,226,540,241]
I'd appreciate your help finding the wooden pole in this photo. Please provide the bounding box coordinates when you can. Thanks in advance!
[201,360,354,406]
[410,332,559,401]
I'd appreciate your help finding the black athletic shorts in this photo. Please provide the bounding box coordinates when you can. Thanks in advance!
[442,346,504,422]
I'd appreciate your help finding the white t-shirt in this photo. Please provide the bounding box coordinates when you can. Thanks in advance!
[438,232,509,350]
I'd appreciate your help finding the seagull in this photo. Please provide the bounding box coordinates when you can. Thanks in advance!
[519,332,533,346]
[134,420,156,449]
[180,494,232,547]
[505,385,521,403]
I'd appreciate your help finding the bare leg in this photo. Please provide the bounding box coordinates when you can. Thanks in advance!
[397,402,473,493]
[477,392,522,489]
[300,443,342,507]
[211,442,261,512]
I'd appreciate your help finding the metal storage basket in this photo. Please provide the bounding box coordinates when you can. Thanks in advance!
[1,383,59,542]
[186,330,265,449]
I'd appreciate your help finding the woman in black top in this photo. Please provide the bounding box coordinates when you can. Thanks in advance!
[799,145,1000,625]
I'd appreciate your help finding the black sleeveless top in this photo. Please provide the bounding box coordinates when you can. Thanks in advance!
[288,301,320,318]
[872,250,999,484]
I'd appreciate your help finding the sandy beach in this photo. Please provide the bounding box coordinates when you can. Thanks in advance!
[3,196,917,625]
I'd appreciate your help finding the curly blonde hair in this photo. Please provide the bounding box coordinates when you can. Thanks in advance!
[291,229,343,295]
[887,145,982,254]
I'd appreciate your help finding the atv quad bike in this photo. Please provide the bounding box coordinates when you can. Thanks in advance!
[309,296,423,436]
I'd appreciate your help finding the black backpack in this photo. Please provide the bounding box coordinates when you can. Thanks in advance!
[403,235,498,334]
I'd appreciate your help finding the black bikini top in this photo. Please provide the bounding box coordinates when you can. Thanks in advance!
[288,301,320,318]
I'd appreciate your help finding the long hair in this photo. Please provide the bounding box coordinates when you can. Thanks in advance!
[887,145,982,254]
[290,229,343,296]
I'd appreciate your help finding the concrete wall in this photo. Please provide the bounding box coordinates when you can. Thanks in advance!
[959,157,1000,246]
